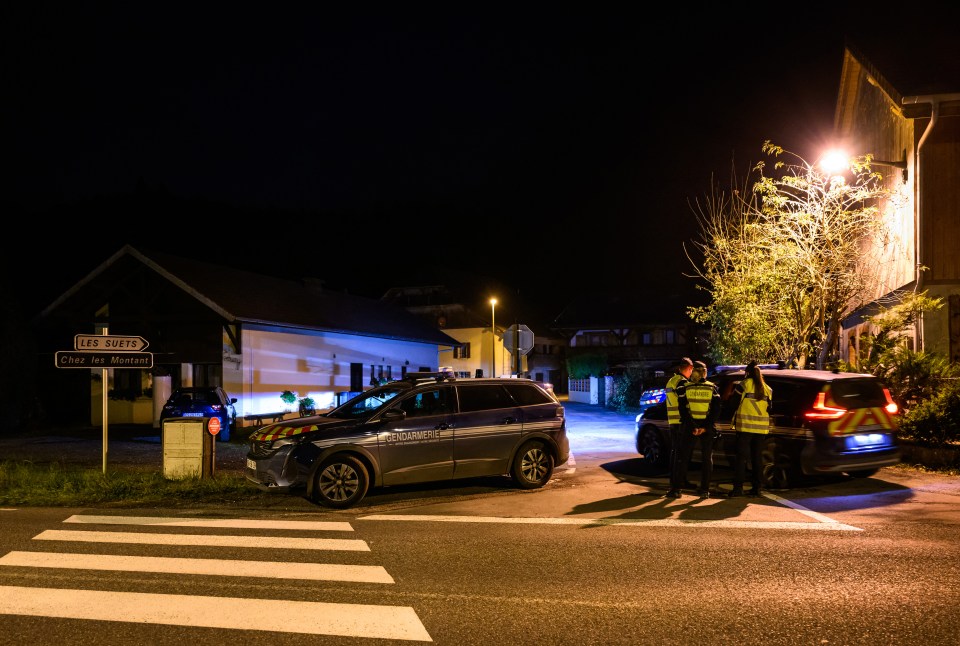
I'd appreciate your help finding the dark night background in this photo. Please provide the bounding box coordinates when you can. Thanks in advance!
[3,5,955,322]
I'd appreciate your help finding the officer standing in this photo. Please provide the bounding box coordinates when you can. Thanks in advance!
[729,361,773,498]
[677,361,721,498]
[665,357,694,499]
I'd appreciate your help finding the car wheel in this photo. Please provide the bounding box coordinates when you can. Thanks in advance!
[636,424,669,470]
[511,441,554,489]
[761,438,797,489]
[312,454,369,509]
[845,468,879,478]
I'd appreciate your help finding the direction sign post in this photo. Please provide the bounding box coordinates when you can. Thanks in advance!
[55,331,153,474]
[74,334,149,352]
[55,352,154,369]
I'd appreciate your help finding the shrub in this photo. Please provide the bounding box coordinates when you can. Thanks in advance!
[899,379,960,447]
[608,367,645,412]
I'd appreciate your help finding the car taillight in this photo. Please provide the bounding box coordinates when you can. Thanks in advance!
[882,388,899,415]
[210,404,223,412]
[804,391,847,420]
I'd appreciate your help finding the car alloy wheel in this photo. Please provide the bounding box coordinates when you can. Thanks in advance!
[313,454,369,509]
[511,441,554,489]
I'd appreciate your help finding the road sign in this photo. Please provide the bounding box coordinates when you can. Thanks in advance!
[55,351,154,369]
[208,417,221,436]
[502,324,534,355]
[74,334,149,352]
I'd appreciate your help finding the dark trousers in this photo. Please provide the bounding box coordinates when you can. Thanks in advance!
[733,431,764,490]
[668,424,688,490]
[694,428,715,491]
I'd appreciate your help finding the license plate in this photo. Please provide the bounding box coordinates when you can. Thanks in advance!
[183,412,204,417]
[246,458,256,470]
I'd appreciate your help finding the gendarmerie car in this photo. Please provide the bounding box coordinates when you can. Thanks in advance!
[245,372,568,508]
[635,367,901,488]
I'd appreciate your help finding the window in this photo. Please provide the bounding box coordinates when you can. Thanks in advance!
[503,383,552,406]
[456,385,515,412]
[350,363,364,391]
[398,387,451,418]
[453,343,471,359]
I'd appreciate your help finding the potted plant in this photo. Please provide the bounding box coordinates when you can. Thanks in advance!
[298,396,316,417]
[280,390,297,412]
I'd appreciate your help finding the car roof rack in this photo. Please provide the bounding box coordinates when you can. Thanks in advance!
[404,371,456,383]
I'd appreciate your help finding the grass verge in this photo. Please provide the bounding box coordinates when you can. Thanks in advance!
[0,460,280,507]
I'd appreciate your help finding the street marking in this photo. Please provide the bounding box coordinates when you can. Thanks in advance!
[0,551,394,583]
[63,514,353,532]
[762,492,850,524]
[0,586,432,641]
[564,452,577,473]
[33,530,370,551]
[360,514,862,531]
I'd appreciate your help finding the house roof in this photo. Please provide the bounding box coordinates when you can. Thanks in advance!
[845,22,960,118]
[39,245,460,346]
[551,290,704,331]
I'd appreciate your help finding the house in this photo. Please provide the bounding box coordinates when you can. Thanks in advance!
[549,291,707,403]
[834,36,960,364]
[380,284,568,391]
[34,246,459,427]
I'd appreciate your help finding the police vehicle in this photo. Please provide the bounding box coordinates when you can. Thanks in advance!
[245,372,569,508]
[634,367,901,488]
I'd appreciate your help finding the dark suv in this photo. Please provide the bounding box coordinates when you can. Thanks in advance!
[159,386,238,442]
[634,368,901,488]
[245,372,569,508]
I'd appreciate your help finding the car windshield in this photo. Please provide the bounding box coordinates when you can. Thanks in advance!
[326,386,406,419]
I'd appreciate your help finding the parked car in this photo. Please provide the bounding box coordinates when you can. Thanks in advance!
[159,386,238,442]
[245,372,569,508]
[634,368,901,488]
[637,388,666,414]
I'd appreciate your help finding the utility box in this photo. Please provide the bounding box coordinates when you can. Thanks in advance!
[162,418,215,479]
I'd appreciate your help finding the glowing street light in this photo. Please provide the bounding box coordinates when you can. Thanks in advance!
[820,148,908,183]
[489,298,497,378]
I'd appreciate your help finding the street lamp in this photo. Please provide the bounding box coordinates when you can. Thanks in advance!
[820,148,908,183]
[489,298,497,378]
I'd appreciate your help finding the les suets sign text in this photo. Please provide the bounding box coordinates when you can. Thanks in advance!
[55,334,153,369]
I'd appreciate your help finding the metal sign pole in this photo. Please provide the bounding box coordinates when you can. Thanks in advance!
[101,327,108,474]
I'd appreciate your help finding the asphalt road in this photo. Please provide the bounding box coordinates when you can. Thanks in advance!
[3,402,960,644]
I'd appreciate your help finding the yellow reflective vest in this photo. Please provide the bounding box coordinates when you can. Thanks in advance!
[685,379,719,421]
[665,372,688,425]
[734,377,773,434]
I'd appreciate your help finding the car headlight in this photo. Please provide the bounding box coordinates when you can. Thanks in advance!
[271,435,308,449]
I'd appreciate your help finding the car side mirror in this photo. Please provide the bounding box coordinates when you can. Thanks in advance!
[230,398,238,404]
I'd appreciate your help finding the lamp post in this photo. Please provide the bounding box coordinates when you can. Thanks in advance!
[489,298,497,378]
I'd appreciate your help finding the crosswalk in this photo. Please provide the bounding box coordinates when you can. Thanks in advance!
[0,513,433,641]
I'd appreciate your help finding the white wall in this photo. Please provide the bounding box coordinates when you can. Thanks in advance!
[237,325,442,422]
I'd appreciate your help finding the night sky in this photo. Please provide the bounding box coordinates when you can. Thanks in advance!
[2,5,943,321]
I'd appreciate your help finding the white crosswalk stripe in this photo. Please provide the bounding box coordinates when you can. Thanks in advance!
[33,529,370,550]
[0,514,433,642]
[0,586,431,641]
[0,551,395,583]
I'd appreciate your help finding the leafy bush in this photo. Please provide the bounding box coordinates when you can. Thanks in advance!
[869,348,960,410]
[567,352,607,379]
[280,390,297,405]
[899,379,960,447]
[608,367,645,412]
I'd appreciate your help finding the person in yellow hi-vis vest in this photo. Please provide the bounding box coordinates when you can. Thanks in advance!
[677,360,721,498]
[665,357,694,499]
[729,361,773,498]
